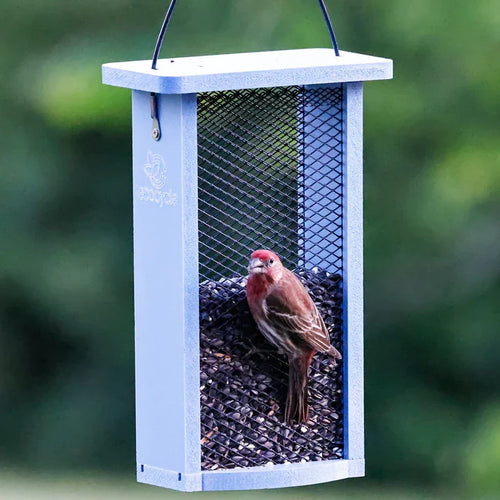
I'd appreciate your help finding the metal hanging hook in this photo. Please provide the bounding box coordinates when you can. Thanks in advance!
[151,0,340,70]
[317,0,340,56]
[151,0,178,71]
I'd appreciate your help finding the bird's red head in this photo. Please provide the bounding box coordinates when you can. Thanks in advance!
[247,249,283,281]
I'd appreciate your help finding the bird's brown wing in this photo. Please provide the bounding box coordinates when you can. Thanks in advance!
[265,277,333,354]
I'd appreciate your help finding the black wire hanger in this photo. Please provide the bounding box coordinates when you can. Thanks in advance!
[151,0,340,70]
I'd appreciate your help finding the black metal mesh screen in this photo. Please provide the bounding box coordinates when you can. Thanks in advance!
[198,85,344,470]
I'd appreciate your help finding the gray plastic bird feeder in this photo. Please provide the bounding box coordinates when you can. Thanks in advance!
[102,1,392,492]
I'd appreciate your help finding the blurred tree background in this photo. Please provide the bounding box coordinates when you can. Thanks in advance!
[0,0,498,498]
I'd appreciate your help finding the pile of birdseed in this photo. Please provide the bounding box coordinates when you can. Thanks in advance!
[199,268,343,470]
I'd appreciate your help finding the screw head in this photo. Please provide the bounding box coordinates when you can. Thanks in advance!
[152,127,161,140]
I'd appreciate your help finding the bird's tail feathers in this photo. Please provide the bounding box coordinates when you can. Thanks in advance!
[285,353,313,425]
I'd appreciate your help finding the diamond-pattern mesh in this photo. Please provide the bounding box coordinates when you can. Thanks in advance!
[198,85,344,470]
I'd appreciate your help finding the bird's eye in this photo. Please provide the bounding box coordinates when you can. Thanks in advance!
[269,258,274,264]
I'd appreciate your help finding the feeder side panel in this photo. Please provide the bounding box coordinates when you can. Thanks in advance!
[300,83,343,272]
[342,82,364,462]
[132,90,201,489]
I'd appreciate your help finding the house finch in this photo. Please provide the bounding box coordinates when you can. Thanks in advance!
[246,249,341,425]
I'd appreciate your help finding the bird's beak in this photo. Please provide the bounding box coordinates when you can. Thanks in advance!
[248,258,265,274]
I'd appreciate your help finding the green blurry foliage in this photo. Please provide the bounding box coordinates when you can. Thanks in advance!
[0,0,498,494]
[466,404,500,496]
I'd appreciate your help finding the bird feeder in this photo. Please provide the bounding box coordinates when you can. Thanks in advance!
[102,2,392,492]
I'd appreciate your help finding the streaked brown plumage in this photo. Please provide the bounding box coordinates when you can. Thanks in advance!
[246,249,341,425]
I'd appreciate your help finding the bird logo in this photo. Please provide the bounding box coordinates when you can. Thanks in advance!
[144,150,168,190]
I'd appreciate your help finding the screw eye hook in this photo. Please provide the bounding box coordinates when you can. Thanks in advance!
[150,92,161,141]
